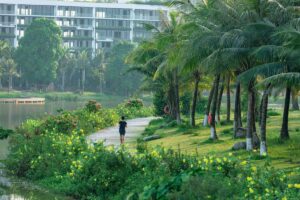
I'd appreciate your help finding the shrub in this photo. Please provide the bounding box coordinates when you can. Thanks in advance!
[40,112,78,134]
[116,103,153,119]
[0,127,14,139]
[153,89,166,116]
[125,98,143,109]
[85,100,102,113]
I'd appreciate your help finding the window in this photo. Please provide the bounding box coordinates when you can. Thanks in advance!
[114,31,121,39]
[118,21,123,27]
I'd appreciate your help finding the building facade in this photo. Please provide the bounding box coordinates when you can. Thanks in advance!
[0,0,168,52]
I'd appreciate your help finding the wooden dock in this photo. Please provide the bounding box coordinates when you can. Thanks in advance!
[0,98,45,104]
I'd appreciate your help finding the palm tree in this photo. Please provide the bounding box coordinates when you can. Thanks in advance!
[58,48,74,91]
[76,50,89,94]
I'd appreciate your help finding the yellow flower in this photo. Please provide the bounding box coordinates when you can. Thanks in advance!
[223,157,228,162]
[247,177,253,182]
[294,184,300,189]
[249,188,254,193]
[240,161,247,165]
[216,158,222,163]
[251,166,257,172]
[228,153,233,156]
[282,197,287,200]
[288,184,293,188]
[265,188,269,193]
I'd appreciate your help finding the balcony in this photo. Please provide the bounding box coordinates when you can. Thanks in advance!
[96,15,131,20]
[96,26,130,30]
[0,33,15,38]
[135,16,160,21]
[0,22,15,27]
[0,10,15,15]
[77,25,93,30]
[63,35,93,40]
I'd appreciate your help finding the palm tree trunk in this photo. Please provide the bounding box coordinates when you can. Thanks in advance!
[246,81,255,151]
[260,85,271,156]
[226,76,231,122]
[234,82,242,137]
[217,77,224,123]
[291,88,299,110]
[82,68,86,93]
[174,70,181,124]
[203,78,216,126]
[0,77,2,89]
[280,86,291,140]
[190,71,200,127]
[8,75,13,90]
[210,74,220,140]
[61,71,65,92]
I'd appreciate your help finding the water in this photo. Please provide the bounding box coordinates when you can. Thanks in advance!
[0,101,97,200]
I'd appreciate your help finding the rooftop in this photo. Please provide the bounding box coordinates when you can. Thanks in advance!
[0,0,168,10]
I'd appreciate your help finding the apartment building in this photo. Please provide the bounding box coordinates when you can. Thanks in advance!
[0,0,168,52]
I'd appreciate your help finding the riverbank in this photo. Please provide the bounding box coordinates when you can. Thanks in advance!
[1,100,154,199]
[0,91,152,105]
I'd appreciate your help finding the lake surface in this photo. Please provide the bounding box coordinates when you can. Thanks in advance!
[0,100,121,130]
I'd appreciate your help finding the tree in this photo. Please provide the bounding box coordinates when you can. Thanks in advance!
[76,50,89,94]
[105,42,142,96]
[15,18,63,89]
[57,48,74,91]
[0,41,10,89]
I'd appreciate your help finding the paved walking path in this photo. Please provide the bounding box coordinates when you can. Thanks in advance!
[87,117,155,146]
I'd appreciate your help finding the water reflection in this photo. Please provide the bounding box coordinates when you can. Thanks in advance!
[0,101,85,129]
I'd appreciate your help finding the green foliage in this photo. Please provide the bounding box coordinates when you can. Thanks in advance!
[267,109,281,117]
[85,100,102,113]
[196,97,208,114]
[153,89,167,116]
[15,18,63,86]
[180,92,192,116]
[105,42,143,96]
[116,99,153,119]
[125,98,144,109]
[0,127,14,139]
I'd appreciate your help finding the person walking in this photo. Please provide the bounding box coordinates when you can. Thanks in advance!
[119,116,127,144]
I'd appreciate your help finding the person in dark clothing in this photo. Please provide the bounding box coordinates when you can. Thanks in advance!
[119,116,127,144]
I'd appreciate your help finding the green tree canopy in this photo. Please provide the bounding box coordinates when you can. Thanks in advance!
[16,18,63,87]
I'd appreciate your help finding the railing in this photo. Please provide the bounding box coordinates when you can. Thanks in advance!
[96,26,131,30]
[95,15,131,19]
[0,22,15,26]
[0,33,15,38]
[63,36,94,40]
[135,16,160,21]
[57,13,93,18]
[0,10,15,15]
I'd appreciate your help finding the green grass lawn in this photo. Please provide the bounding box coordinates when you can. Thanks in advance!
[142,109,300,170]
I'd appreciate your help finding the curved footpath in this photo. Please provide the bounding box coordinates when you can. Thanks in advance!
[87,117,155,146]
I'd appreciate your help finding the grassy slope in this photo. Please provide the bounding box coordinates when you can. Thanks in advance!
[143,109,300,170]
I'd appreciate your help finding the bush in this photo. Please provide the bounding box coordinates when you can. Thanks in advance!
[85,100,102,113]
[0,127,14,139]
[116,101,153,119]
[125,98,144,109]
[153,90,167,116]
[267,109,281,117]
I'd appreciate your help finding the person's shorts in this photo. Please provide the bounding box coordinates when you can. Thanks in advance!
[119,131,126,136]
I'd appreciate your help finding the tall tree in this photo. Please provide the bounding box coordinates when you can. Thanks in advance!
[15,18,62,89]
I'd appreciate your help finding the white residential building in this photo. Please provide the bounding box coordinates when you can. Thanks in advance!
[0,0,168,52]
